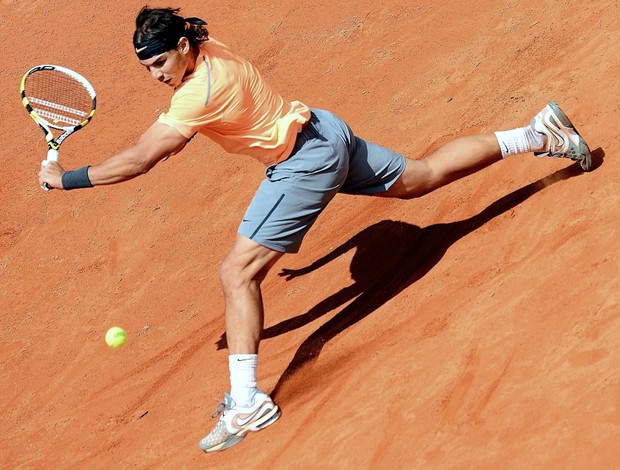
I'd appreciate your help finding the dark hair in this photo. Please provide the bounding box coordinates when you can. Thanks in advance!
[133,6,209,59]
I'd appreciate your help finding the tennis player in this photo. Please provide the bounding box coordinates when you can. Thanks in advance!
[38,7,592,453]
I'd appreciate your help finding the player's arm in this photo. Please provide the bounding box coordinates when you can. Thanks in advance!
[88,122,190,185]
[39,122,190,189]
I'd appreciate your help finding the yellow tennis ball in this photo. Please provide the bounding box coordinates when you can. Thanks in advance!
[105,326,127,349]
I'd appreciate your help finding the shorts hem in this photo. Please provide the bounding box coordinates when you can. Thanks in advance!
[237,230,298,254]
[341,153,407,195]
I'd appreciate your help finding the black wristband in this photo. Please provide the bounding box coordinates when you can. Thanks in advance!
[61,166,93,190]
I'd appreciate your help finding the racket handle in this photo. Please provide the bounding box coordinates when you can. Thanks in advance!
[41,149,59,191]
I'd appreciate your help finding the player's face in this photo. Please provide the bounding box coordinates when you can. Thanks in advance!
[140,38,192,88]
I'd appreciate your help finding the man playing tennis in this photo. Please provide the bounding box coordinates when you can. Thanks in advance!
[38,7,592,453]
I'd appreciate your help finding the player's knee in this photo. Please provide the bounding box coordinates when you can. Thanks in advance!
[382,158,435,199]
[219,255,246,292]
[407,159,445,198]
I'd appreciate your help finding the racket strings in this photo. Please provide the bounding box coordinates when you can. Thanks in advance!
[26,71,93,127]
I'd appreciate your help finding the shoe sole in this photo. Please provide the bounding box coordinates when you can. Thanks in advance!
[544,101,592,171]
[205,433,246,453]
[249,406,281,431]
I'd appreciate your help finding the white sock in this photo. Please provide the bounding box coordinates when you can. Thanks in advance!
[494,126,545,158]
[229,354,258,407]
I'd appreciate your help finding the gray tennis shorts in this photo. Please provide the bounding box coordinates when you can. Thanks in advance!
[238,108,406,253]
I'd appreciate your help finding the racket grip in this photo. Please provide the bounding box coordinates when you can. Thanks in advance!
[41,149,58,191]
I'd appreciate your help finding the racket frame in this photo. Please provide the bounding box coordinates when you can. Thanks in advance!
[20,64,97,189]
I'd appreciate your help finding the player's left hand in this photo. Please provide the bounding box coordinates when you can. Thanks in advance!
[38,160,65,190]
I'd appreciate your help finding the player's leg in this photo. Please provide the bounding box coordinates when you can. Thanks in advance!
[379,101,591,199]
[380,134,501,199]
[199,236,282,453]
[220,235,283,356]
[200,109,351,453]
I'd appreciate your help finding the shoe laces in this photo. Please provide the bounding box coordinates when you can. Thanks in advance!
[211,402,228,418]
[211,404,225,419]
[211,397,232,419]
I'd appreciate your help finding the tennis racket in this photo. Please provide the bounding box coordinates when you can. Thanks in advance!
[20,64,96,190]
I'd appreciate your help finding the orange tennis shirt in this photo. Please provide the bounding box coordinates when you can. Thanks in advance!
[158,39,311,166]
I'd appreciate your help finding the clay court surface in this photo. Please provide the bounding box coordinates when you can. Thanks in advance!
[2,0,619,467]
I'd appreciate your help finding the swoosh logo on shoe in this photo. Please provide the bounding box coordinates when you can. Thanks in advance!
[231,410,261,429]
[549,131,565,153]
[230,402,273,430]
[543,120,565,153]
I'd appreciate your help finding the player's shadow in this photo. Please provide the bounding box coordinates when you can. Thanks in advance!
[263,151,603,398]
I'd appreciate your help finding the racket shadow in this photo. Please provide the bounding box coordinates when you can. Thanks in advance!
[268,154,602,399]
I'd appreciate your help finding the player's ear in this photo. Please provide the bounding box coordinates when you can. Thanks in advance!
[177,37,191,55]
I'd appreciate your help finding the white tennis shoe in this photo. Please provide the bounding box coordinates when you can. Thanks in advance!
[531,101,592,171]
[199,390,280,453]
